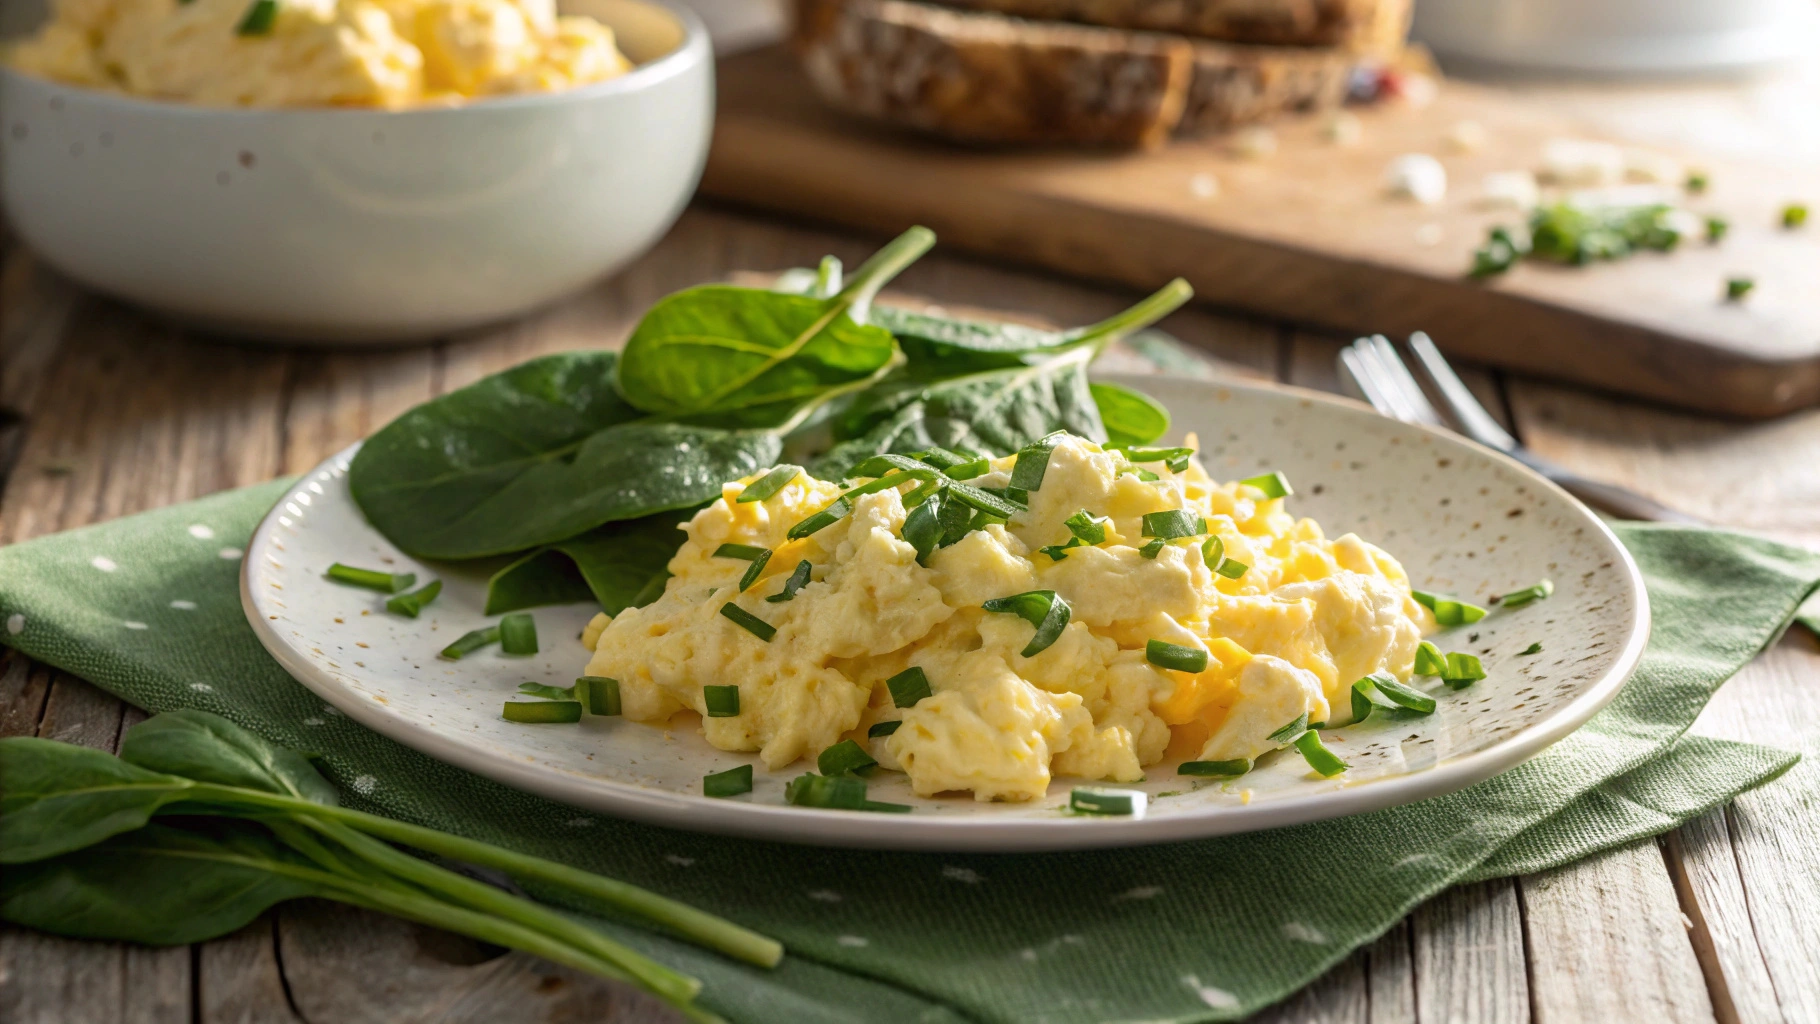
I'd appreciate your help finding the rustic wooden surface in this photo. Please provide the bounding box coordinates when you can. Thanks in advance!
[2,202,1818,1023]
[701,45,1820,418]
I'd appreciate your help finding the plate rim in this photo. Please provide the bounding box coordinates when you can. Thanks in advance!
[241,373,1652,852]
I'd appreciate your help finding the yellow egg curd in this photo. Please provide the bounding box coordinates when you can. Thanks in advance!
[6,0,629,108]
[582,435,1434,802]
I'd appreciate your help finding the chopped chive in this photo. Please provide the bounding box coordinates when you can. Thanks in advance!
[737,465,802,503]
[1685,171,1708,194]
[385,579,441,618]
[1520,641,1543,656]
[719,603,776,642]
[1064,509,1108,545]
[765,560,813,603]
[909,447,972,470]
[440,625,500,660]
[1442,652,1486,688]
[1783,203,1809,229]
[966,510,1008,533]
[935,491,974,547]
[1139,538,1166,559]
[235,0,278,35]
[1119,446,1193,464]
[1496,579,1554,609]
[785,772,867,809]
[981,590,1071,657]
[947,457,990,480]
[1359,671,1435,715]
[703,764,753,798]
[981,485,1030,506]
[1122,465,1161,482]
[849,454,931,479]
[1239,471,1293,499]
[1166,453,1191,473]
[517,682,574,701]
[714,543,769,561]
[1146,639,1208,673]
[1069,787,1146,817]
[901,492,946,565]
[1726,277,1755,301]
[848,469,942,504]
[1038,539,1082,560]
[499,613,538,655]
[1293,730,1348,777]
[503,701,581,724]
[326,563,415,594]
[1412,590,1487,626]
[788,497,852,539]
[946,482,1023,519]
[1413,640,1448,676]
[868,720,902,738]
[859,799,914,813]
[738,550,773,592]
[1009,432,1067,490]
[1180,759,1251,778]
[817,739,877,777]
[1706,216,1729,243]
[578,676,621,716]
[1266,713,1309,745]
[1141,509,1206,540]
[1201,535,1225,570]
[886,666,933,708]
[703,684,741,717]
[1215,558,1249,580]
[1350,681,1376,724]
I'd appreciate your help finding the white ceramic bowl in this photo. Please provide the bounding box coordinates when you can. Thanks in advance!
[0,0,711,342]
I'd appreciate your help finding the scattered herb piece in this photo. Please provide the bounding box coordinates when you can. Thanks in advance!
[1122,465,1161,482]
[578,676,621,715]
[1685,171,1708,194]
[1201,535,1226,570]
[736,466,801,504]
[1497,579,1554,609]
[713,543,768,561]
[1412,590,1487,627]
[1215,559,1249,580]
[1239,471,1293,499]
[1064,509,1108,545]
[1266,714,1310,745]
[1706,216,1728,243]
[235,0,278,36]
[440,626,500,661]
[1470,202,1697,278]
[868,720,902,738]
[981,590,1071,657]
[1139,538,1166,559]
[1146,640,1209,674]
[817,740,877,777]
[325,563,415,594]
[1358,671,1436,715]
[902,492,947,564]
[1141,510,1206,540]
[1469,226,1527,278]
[784,773,911,813]
[1009,432,1066,491]
[738,550,772,592]
[703,685,741,718]
[945,482,1023,519]
[1179,759,1250,778]
[1038,539,1082,560]
[1726,277,1755,302]
[385,580,441,618]
[1293,730,1348,777]
[765,560,812,603]
[1413,640,1447,676]
[516,682,574,701]
[1520,642,1543,656]
[1069,788,1145,816]
[1441,652,1487,688]
[719,604,775,642]
[703,765,752,798]
[503,701,582,724]
[947,457,990,480]
[1119,446,1194,465]
[787,498,851,540]
[885,667,932,708]
[1783,203,1809,229]
[498,614,538,655]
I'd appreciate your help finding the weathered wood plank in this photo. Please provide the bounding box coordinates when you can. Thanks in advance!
[1411,880,1529,1024]
[280,348,437,475]
[197,917,300,1024]
[1249,948,1369,1024]
[1664,816,1781,1024]
[1366,920,1415,1023]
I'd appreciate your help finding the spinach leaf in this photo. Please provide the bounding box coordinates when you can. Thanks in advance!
[0,738,194,864]
[485,511,689,615]
[0,819,331,945]
[1091,382,1171,447]
[615,228,933,418]
[119,709,338,806]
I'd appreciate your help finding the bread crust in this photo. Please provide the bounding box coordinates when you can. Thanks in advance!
[924,0,1409,51]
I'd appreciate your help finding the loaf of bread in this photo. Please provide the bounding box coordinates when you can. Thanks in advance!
[793,0,1355,146]
[926,0,1409,51]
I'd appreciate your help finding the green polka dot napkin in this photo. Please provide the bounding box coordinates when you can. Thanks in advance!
[2,481,1816,1024]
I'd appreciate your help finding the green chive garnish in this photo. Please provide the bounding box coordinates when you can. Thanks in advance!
[578,676,620,715]
[1064,509,1107,545]
[1413,640,1447,676]
[385,579,441,618]
[1179,759,1251,778]
[1119,446,1193,464]
[967,510,1009,533]
[1350,680,1378,724]
[886,666,932,708]
[817,739,877,777]
[981,590,1071,657]
[736,465,802,503]
[1726,277,1755,301]
[788,497,852,539]
[1122,465,1161,482]
[1783,203,1808,229]
[945,482,1023,519]
[325,563,415,594]
[1293,730,1347,777]
[1038,539,1082,560]
[440,625,500,661]
[714,543,768,561]
[1141,510,1206,540]
[1358,671,1435,715]
[1266,713,1309,745]
[719,603,776,642]
[1069,787,1145,816]
[517,682,573,701]
[1496,579,1554,609]
[1706,216,1729,243]
[849,454,930,479]
[1685,171,1708,193]
[868,720,902,738]
[1009,432,1066,491]
[1239,472,1293,499]
[503,701,581,724]
[738,550,773,592]
[1442,652,1486,688]
[765,560,813,603]
[1146,639,1208,674]
[785,773,910,812]
[235,0,278,35]
[1139,538,1166,559]
[1520,642,1543,656]
[1412,590,1487,627]
[947,457,990,480]
[902,492,946,565]
[703,684,741,717]
[909,447,973,470]
[499,613,537,655]
[1215,558,1249,580]
[703,764,753,797]
[1201,535,1225,570]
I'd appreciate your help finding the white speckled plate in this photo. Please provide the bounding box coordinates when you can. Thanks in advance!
[242,374,1648,851]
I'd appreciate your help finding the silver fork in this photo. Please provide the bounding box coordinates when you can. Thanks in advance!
[1339,333,1702,523]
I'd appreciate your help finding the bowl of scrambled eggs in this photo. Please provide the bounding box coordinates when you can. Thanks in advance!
[0,0,711,340]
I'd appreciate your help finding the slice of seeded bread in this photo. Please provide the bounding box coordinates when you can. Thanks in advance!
[924,0,1411,51]
[793,0,1355,146]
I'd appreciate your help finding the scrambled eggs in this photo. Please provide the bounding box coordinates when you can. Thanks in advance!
[582,435,1432,802]
[7,0,629,107]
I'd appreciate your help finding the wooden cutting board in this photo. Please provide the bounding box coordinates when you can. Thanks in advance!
[700,46,1820,419]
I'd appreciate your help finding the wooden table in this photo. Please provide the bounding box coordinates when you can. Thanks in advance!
[5,198,1820,1021]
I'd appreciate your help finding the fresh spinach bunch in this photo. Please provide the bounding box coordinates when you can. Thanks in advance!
[0,710,779,1021]
[346,226,1191,615]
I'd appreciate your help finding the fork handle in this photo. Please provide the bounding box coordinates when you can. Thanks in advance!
[1524,461,1705,524]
